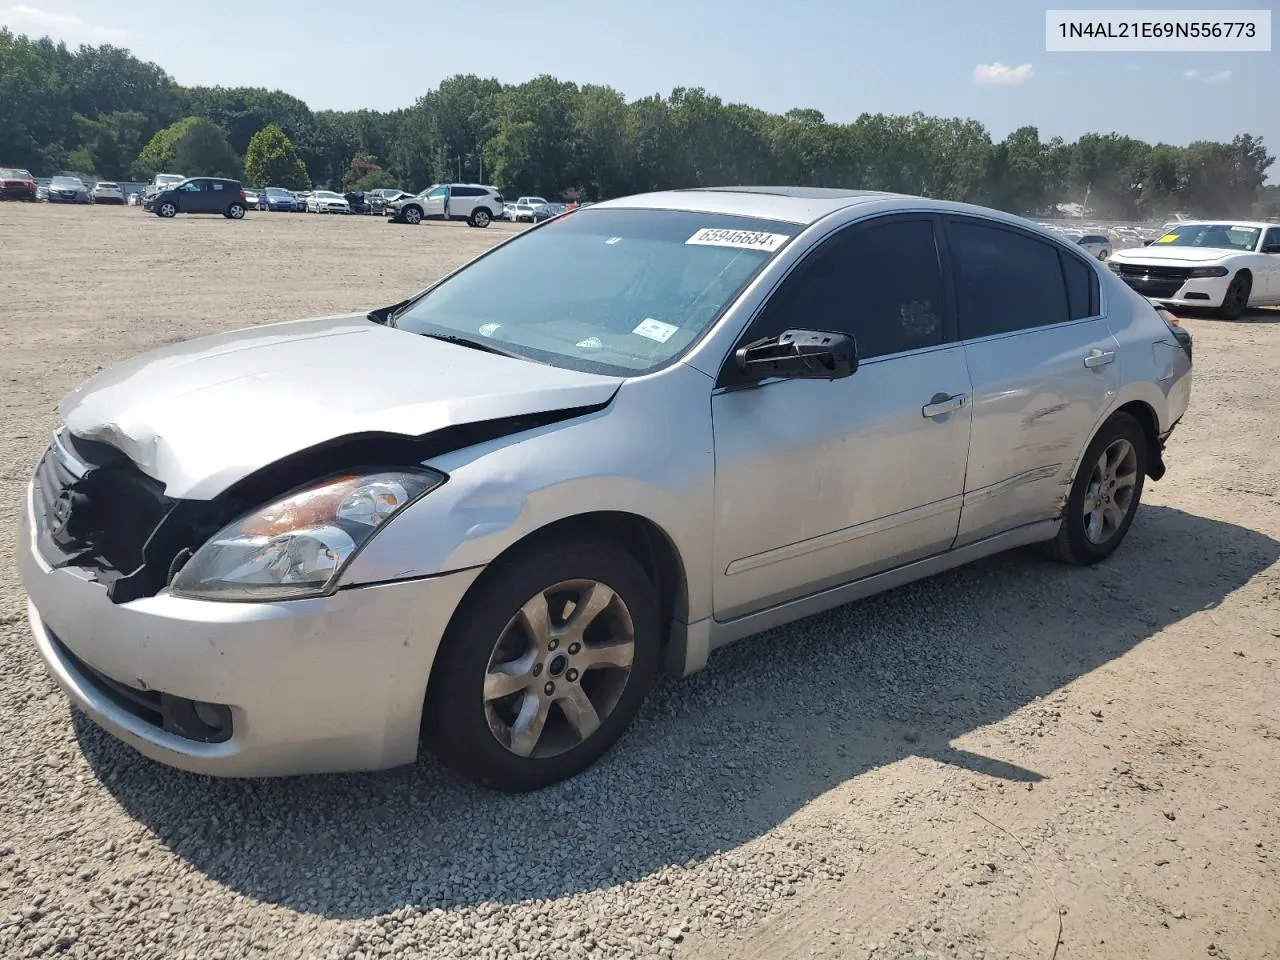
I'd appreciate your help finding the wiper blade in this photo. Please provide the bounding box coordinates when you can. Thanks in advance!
[420,332,528,361]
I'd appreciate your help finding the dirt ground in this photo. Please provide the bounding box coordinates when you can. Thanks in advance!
[0,202,1277,960]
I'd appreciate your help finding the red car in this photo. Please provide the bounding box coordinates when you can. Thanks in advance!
[0,167,38,201]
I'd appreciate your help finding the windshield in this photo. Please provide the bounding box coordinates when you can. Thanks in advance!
[157,175,183,184]
[96,182,119,188]
[1,168,32,178]
[51,177,81,187]
[315,191,343,200]
[1154,223,1261,252]
[265,187,290,196]
[392,208,799,376]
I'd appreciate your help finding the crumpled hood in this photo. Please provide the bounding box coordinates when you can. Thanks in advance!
[1111,244,1240,264]
[59,314,622,499]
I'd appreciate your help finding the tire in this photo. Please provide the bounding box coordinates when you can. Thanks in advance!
[157,202,177,218]
[470,207,492,228]
[226,203,245,220]
[1217,272,1251,320]
[1044,412,1147,566]
[425,536,661,792]
[403,205,423,225]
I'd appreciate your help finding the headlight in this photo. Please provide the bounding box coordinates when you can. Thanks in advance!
[1108,262,1123,273]
[1187,266,1229,278]
[170,468,444,601]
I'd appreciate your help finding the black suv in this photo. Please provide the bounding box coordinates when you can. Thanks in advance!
[144,177,249,219]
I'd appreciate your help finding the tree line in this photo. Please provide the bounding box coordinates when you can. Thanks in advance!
[2,28,1276,219]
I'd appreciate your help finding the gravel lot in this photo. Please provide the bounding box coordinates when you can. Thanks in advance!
[1,202,1278,960]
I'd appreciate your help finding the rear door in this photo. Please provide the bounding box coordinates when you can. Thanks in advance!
[209,179,230,213]
[943,215,1119,546]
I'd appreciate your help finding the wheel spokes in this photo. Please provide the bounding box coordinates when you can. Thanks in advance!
[507,692,551,757]
[578,638,634,671]
[563,582,614,641]
[484,651,536,701]
[517,593,552,653]
[558,686,602,741]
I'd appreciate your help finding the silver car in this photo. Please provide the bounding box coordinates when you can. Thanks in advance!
[19,187,1192,792]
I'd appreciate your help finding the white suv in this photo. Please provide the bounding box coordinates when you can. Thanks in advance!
[387,183,504,228]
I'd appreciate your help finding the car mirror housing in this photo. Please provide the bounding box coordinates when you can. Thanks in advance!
[734,329,858,381]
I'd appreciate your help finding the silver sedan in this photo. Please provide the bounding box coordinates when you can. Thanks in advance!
[19,187,1192,791]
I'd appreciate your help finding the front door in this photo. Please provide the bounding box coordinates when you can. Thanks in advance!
[710,215,973,621]
[1260,227,1280,300]
[176,179,205,212]
[943,215,1122,546]
[423,186,447,218]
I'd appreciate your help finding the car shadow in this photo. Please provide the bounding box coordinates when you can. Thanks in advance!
[76,503,1279,919]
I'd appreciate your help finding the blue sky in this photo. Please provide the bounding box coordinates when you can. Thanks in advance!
[4,0,1277,181]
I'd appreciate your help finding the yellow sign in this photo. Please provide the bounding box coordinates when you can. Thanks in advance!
[1155,233,1180,243]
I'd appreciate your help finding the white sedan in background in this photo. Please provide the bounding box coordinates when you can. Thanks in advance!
[306,190,351,214]
[90,181,125,204]
[1108,220,1280,319]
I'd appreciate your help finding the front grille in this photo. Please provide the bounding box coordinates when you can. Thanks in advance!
[1114,263,1193,280]
[32,432,177,598]
[49,632,233,743]
[1120,276,1185,299]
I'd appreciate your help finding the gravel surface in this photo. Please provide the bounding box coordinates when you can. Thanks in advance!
[1,203,1278,960]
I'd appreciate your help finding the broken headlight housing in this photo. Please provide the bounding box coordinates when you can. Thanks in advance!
[170,468,444,601]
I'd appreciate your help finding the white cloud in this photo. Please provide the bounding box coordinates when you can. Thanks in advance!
[0,5,134,44]
[972,62,1035,86]
[1183,68,1232,84]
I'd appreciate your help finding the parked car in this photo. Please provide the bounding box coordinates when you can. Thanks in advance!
[533,202,566,223]
[36,183,49,201]
[367,188,410,215]
[1108,220,1280,319]
[509,196,549,222]
[295,191,313,211]
[243,188,262,210]
[90,181,126,205]
[47,176,91,203]
[307,190,351,214]
[1,167,38,201]
[17,187,1192,792]
[1073,233,1112,260]
[143,177,249,219]
[501,201,518,221]
[387,183,503,227]
[260,187,297,212]
[141,173,186,201]
[344,191,371,215]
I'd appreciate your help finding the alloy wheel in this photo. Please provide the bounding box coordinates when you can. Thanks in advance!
[1082,438,1138,544]
[483,579,635,759]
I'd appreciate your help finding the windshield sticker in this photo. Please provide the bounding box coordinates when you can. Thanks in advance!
[478,322,503,337]
[575,336,603,350]
[1155,234,1180,243]
[633,318,678,343]
[686,227,789,252]
[605,237,622,245]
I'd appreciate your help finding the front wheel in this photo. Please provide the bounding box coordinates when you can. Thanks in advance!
[156,202,177,218]
[1217,272,1251,320]
[403,205,423,225]
[1044,412,1147,566]
[425,537,660,792]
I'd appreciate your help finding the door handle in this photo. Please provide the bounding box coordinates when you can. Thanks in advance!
[922,393,967,419]
[1083,348,1115,369]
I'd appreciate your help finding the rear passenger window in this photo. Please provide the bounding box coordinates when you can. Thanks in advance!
[949,220,1070,337]
[1059,252,1098,320]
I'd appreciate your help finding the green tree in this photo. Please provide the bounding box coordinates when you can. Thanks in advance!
[133,116,240,179]
[243,123,311,189]
[353,168,399,191]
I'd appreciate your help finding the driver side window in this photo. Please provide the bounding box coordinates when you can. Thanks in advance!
[181,181,201,192]
[750,217,947,361]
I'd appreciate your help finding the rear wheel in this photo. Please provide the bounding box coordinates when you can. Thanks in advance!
[470,207,492,228]
[1044,412,1147,566]
[1217,272,1251,320]
[226,203,245,219]
[425,537,660,792]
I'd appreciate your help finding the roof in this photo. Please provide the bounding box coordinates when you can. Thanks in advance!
[592,186,919,225]
[1164,220,1274,230]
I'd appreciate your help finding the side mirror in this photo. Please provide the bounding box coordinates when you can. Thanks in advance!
[1262,243,1280,254]
[734,329,858,381]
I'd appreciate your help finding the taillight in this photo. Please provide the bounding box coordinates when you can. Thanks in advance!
[239,189,247,201]
[1155,305,1179,327]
